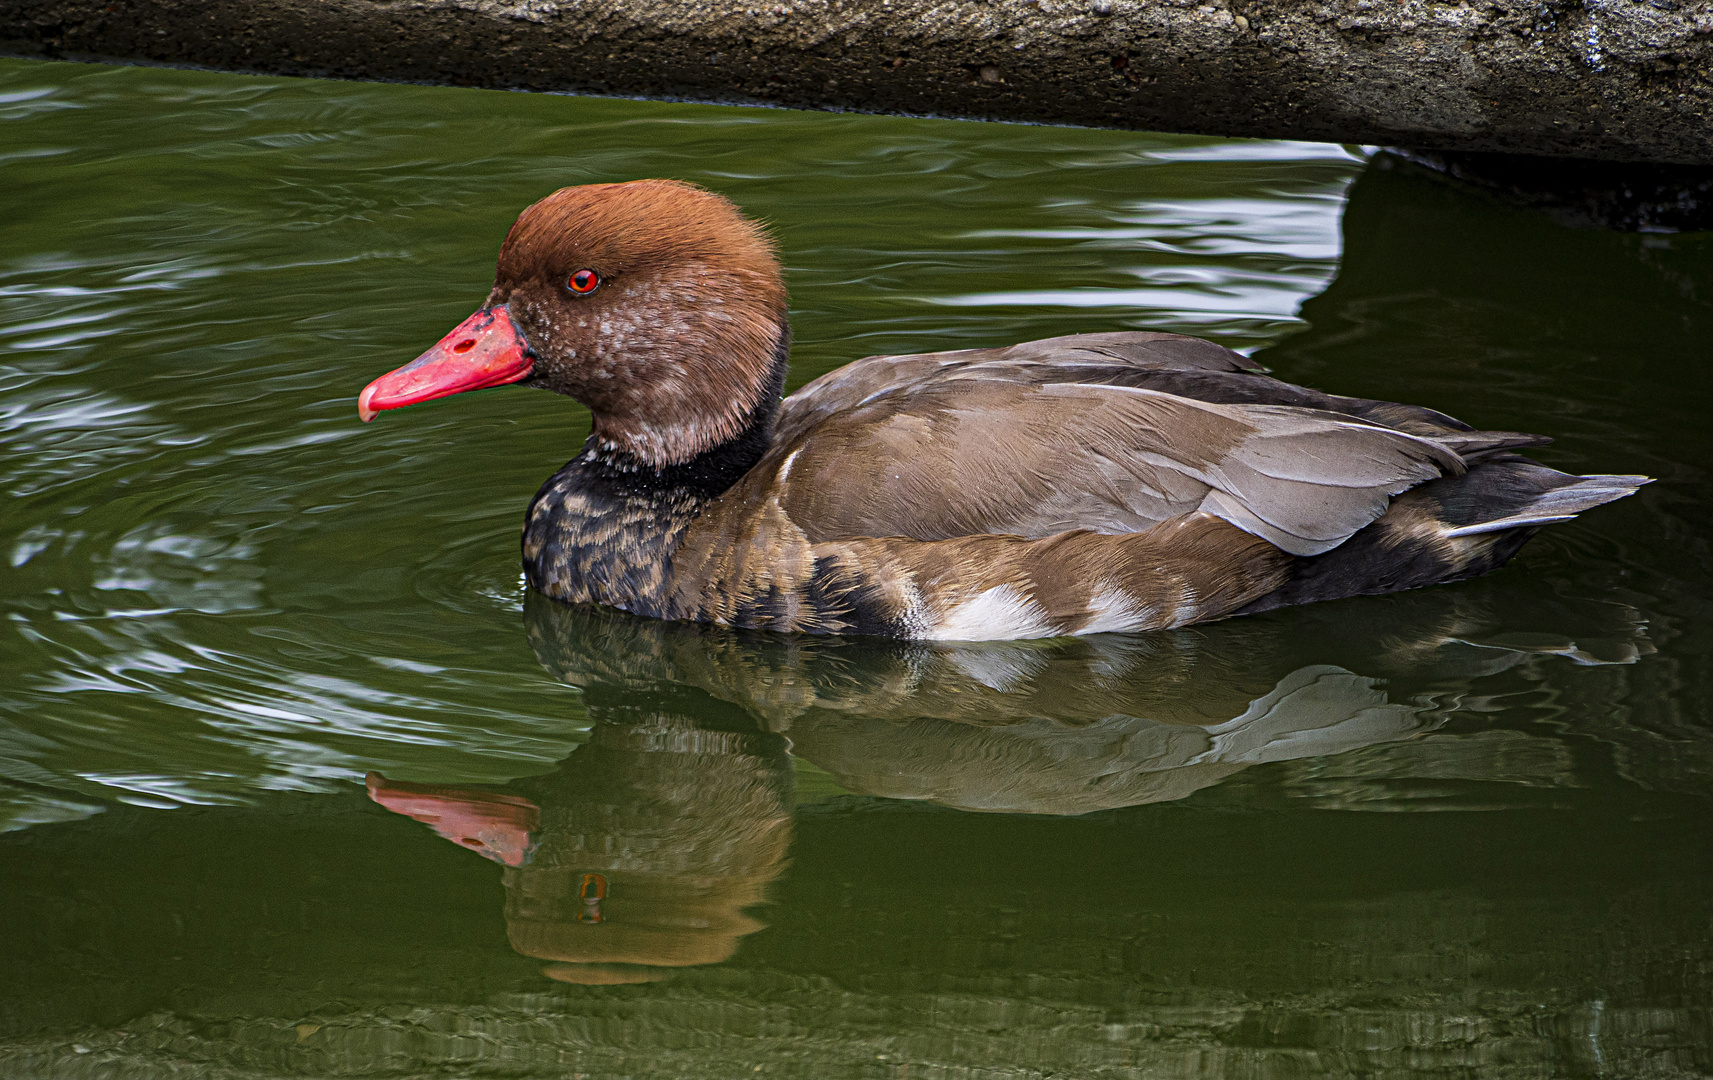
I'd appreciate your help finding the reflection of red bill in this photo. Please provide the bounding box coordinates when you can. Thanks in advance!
[365,771,540,867]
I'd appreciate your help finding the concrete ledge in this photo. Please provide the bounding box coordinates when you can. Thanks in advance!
[4,0,1713,163]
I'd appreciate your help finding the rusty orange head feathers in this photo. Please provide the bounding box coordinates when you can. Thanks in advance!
[360,180,789,468]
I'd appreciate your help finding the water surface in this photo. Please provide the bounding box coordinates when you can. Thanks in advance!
[1,57,1710,1079]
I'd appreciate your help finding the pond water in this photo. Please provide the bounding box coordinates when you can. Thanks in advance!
[2,56,1711,1079]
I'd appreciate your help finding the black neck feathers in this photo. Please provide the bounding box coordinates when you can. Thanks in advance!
[521,324,791,616]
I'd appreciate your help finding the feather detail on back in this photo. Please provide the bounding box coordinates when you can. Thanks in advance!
[772,368,1465,557]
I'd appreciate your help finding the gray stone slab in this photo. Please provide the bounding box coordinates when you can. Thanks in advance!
[2,0,1711,163]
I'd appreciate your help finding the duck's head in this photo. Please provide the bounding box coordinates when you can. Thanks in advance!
[358,180,788,468]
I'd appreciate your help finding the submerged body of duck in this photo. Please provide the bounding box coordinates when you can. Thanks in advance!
[358,180,1647,641]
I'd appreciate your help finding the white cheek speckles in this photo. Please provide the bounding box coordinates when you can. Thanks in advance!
[923,583,1057,642]
[1076,587,1158,635]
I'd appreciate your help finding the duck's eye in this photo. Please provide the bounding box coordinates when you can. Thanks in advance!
[567,269,600,294]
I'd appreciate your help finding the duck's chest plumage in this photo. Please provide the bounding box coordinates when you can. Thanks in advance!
[520,421,774,621]
[521,437,866,635]
[522,460,709,620]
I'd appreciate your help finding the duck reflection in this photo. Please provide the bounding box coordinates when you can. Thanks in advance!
[508,703,790,986]
[369,586,1643,979]
[523,589,1639,815]
[369,691,791,985]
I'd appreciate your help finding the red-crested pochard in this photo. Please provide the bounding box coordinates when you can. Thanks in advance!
[358,180,1649,641]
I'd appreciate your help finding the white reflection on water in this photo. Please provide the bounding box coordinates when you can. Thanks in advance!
[930,185,1354,331]
[89,524,266,616]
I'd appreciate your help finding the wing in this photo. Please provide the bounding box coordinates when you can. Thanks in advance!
[771,335,1474,557]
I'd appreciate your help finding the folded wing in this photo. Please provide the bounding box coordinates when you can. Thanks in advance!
[774,333,1476,557]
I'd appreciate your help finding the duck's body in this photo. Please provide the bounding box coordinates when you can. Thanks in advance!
[360,180,1648,641]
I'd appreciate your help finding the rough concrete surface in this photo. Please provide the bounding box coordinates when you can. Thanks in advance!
[2,0,1712,162]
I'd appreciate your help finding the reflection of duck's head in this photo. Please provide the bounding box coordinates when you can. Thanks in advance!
[526,590,1643,815]
[368,690,792,984]
[505,703,791,984]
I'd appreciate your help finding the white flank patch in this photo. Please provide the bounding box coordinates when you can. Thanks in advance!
[922,584,1057,642]
[1074,587,1156,636]
[775,448,803,483]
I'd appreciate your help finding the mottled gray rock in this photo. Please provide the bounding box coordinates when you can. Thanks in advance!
[2,0,1711,163]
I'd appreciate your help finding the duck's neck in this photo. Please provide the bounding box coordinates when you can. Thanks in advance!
[521,330,790,616]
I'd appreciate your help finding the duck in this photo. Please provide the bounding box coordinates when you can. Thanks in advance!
[357,179,1649,642]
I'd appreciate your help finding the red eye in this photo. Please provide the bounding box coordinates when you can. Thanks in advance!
[568,269,599,294]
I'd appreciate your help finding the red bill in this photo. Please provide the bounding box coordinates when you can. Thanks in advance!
[358,305,532,422]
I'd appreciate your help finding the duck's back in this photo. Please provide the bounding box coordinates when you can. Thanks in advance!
[657,332,1647,640]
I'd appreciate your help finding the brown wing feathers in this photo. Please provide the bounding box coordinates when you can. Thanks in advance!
[774,379,1469,558]
[1189,402,1466,556]
[847,513,1294,638]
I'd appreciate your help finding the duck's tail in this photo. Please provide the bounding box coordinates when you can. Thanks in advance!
[1439,471,1651,536]
[1237,457,1651,615]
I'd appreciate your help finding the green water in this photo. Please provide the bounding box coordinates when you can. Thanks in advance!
[2,56,1711,1079]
